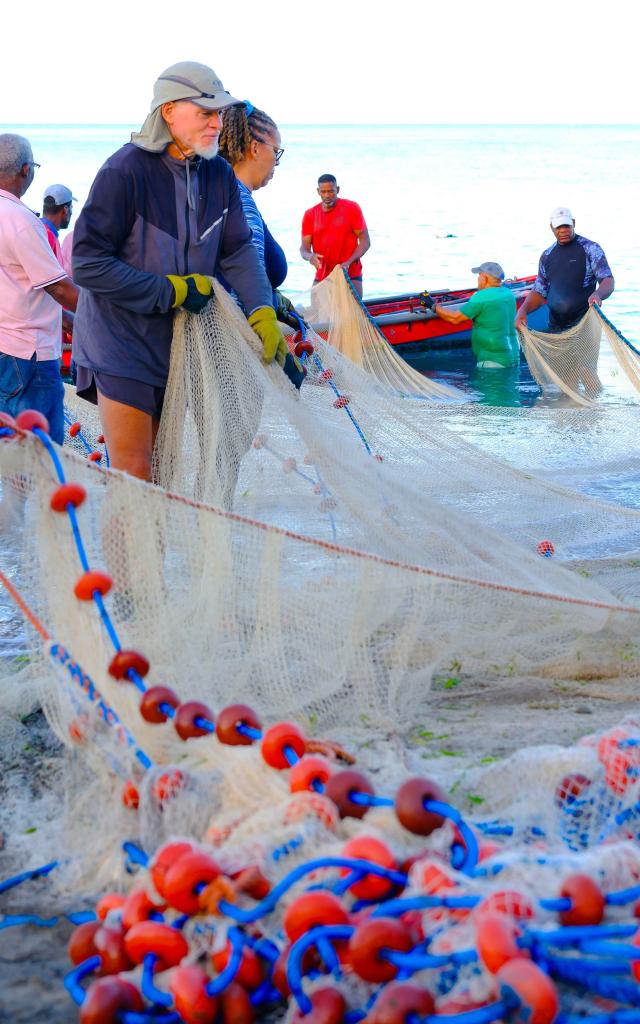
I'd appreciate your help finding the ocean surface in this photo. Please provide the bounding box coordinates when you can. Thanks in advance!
[4,122,640,339]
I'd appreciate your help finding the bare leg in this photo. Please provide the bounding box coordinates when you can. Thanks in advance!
[97,392,160,481]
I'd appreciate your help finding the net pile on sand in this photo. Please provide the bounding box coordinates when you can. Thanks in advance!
[518,306,640,405]
[2,273,640,1019]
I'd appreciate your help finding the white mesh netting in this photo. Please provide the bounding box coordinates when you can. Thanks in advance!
[2,272,640,1018]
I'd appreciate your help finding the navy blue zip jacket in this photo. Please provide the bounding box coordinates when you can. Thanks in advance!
[72,143,272,386]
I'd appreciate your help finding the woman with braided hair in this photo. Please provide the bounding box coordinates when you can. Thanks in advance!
[219,102,302,331]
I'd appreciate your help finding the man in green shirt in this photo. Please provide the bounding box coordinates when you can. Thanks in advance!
[431,262,519,368]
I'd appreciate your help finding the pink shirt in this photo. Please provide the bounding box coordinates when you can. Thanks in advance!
[0,189,67,359]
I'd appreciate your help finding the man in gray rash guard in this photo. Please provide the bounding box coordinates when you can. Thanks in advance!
[72,62,299,481]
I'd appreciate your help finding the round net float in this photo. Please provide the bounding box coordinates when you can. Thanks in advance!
[347,917,412,983]
[88,450,103,462]
[152,768,185,805]
[333,395,350,408]
[558,873,605,926]
[320,368,333,381]
[476,912,529,974]
[294,340,315,358]
[219,981,255,1024]
[212,941,263,990]
[394,776,447,835]
[162,850,222,914]
[537,539,555,557]
[289,754,333,793]
[124,920,189,970]
[68,713,89,743]
[324,769,375,819]
[68,920,101,965]
[97,434,105,444]
[107,649,149,681]
[216,703,262,745]
[92,925,133,976]
[15,408,50,434]
[50,482,87,512]
[174,700,215,740]
[291,987,346,1024]
[73,570,113,601]
[341,836,397,900]
[79,976,143,1024]
[368,981,436,1024]
[476,890,535,921]
[261,721,306,769]
[251,434,267,449]
[120,780,139,809]
[230,864,271,900]
[496,959,559,1024]
[0,411,17,431]
[554,772,592,808]
[95,893,126,921]
[170,964,218,1024]
[121,888,165,931]
[139,684,179,723]
[283,791,339,831]
[68,421,82,437]
[283,892,349,944]
[149,841,194,899]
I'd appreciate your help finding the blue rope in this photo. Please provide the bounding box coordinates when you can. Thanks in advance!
[0,860,59,894]
[595,305,640,358]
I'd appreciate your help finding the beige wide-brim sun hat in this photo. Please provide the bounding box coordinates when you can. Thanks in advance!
[131,61,241,153]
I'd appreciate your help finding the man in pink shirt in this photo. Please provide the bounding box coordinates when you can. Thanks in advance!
[0,134,78,443]
[41,183,77,266]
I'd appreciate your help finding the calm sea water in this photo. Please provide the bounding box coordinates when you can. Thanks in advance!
[4,123,640,341]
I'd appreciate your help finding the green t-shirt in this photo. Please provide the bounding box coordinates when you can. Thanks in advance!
[460,286,519,367]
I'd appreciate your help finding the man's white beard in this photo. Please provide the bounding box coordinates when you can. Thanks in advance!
[193,140,219,159]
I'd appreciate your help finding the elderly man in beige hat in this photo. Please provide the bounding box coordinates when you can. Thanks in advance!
[72,62,301,482]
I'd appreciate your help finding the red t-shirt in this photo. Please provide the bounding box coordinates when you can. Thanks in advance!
[301,198,367,282]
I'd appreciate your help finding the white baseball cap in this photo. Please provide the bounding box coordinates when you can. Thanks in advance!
[550,207,574,228]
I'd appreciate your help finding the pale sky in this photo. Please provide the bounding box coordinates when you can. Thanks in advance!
[2,0,637,125]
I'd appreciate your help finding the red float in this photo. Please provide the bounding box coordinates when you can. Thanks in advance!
[476,890,535,921]
[97,434,105,444]
[231,864,271,900]
[121,780,139,809]
[394,777,447,836]
[174,700,215,740]
[68,421,82,437]
[153,769,185,804]
[261,721,306,769]
[283,891,349,944]
[216,703,263,745]
[537,540,555,557]
[79,977,143,1024]
[291,987,346,1024]
[348,917,412,982]
[324,769,374,819]
[107,649,149,680]
[121,888,164,931]
[95,893,126,921]
[93,925,132,975]
[88,451,103,462]
[15,409,50,434]
[368,982,435,1024]
[476,913,529,974]
[294,340,315,358]
[140,685,180,723]
[496,960,559,1024]
[74,571,113,601]
[50,482,87,512]
[170,964,218,1024]
[150,841,194,898]
[554,772,592,808]
[0,411,16,431]
[558,873,605,926]
[162,850,222,915]
[212,941,263,990]
[68,920,101,964]
[341,836,397,900]
[333,396,350,408]
[220,981,255,1024]
[289,755,333,793]
[124,920,189,969]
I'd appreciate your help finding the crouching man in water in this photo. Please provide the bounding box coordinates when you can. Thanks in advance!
[72,61,295,481]
[430,262,519,368]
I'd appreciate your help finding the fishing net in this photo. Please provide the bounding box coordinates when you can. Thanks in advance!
[305,268,463,400]
[3,273,640,1018]
[518,306,640,405]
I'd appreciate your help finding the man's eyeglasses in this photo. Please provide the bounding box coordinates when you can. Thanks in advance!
[27,161,41,170]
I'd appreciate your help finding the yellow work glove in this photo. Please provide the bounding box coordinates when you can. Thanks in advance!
[248,305,288,363]
[167,274,213,314]
[248,306,306,390]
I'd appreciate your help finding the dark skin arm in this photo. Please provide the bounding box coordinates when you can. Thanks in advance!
[341,228,371,270]
[44,278,78,334]
[588,275,615,306]
[515,290,546,328]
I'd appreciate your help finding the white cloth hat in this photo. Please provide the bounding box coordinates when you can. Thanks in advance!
[550,207,574,228]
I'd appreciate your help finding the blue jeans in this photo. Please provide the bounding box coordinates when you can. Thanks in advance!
[0,353,64,445]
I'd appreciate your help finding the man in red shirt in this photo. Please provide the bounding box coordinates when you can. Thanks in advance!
[300,174,370,298]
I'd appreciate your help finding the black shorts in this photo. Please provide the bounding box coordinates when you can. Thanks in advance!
[76,367,166,419]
